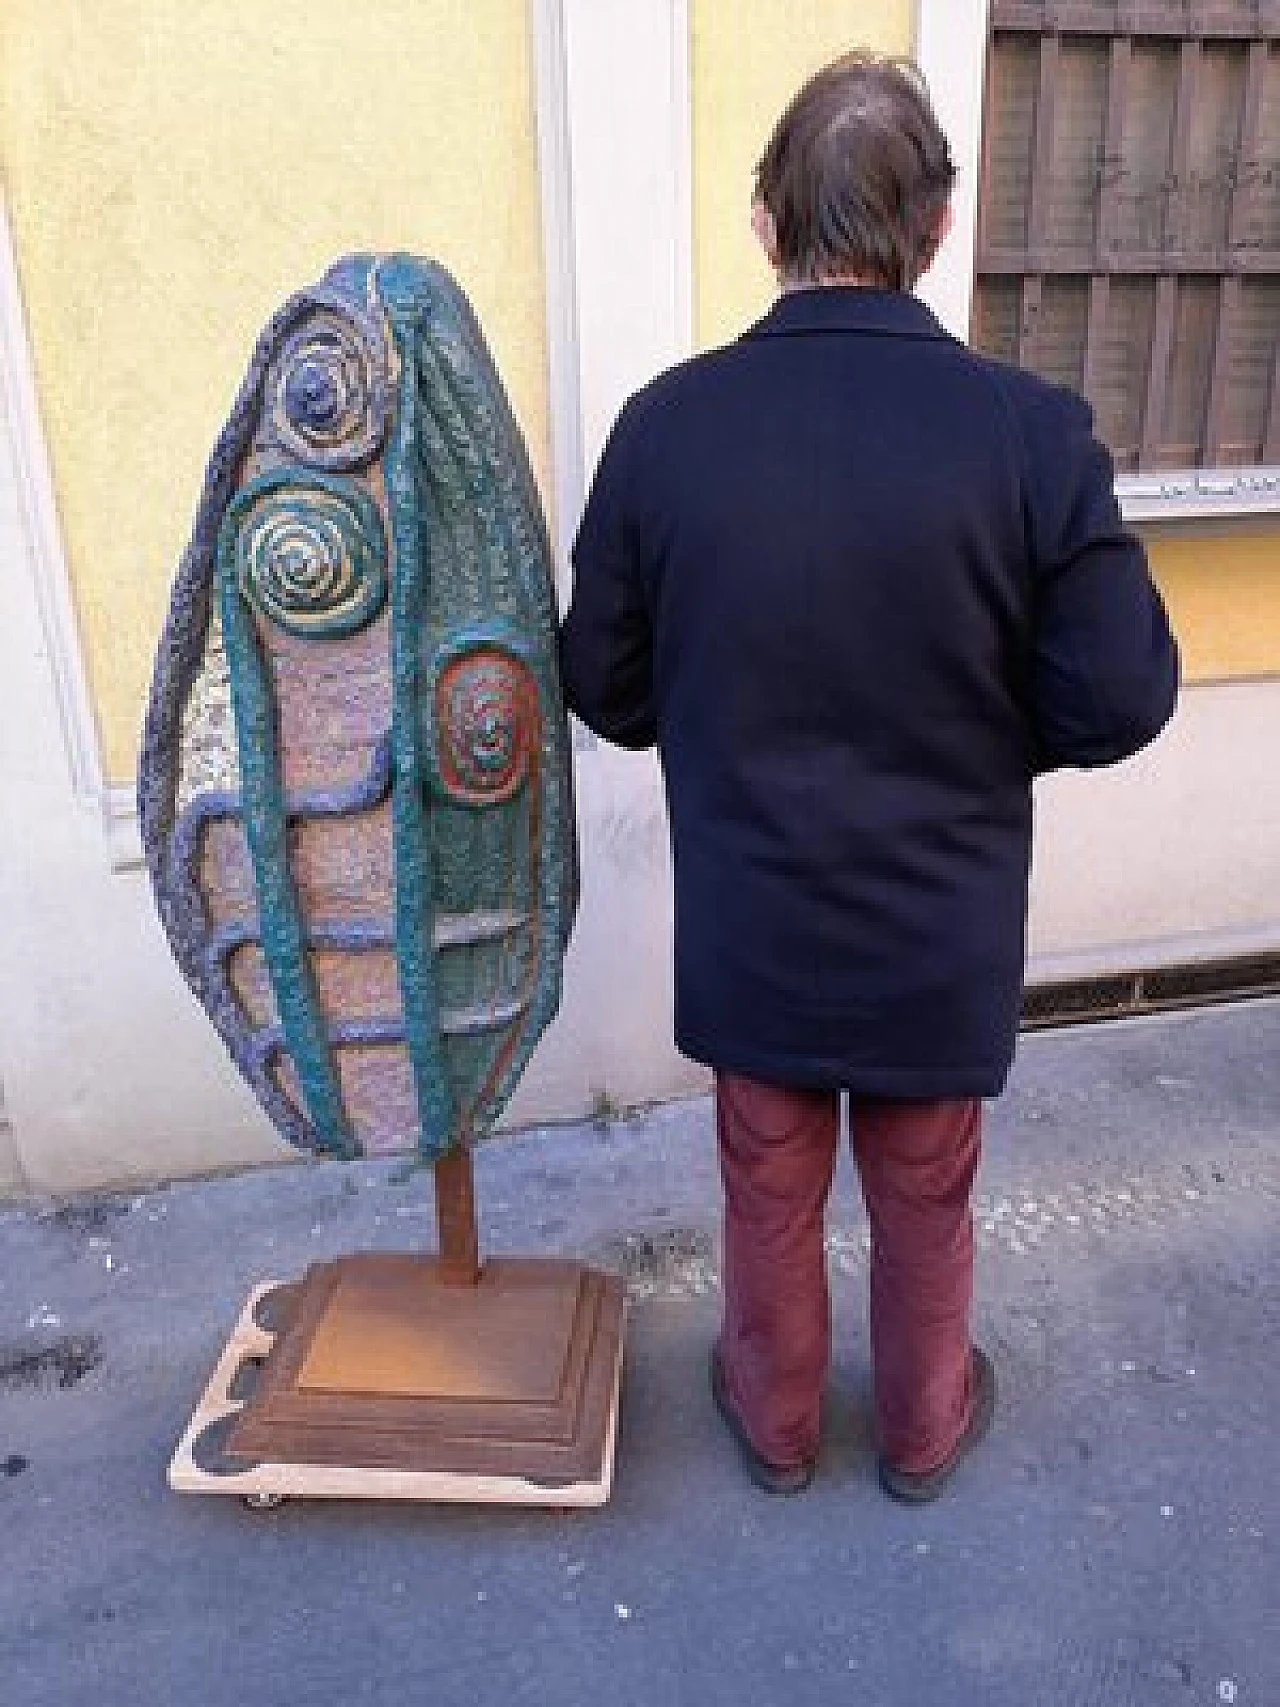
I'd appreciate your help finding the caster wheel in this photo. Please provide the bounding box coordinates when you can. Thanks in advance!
[242,1491,287,1511]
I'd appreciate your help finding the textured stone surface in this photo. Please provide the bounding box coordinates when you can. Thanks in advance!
[139,256,576,1164]
[0,1002,1277,1705]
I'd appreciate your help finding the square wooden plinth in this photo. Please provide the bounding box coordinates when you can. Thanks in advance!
[169,1255,625,1507]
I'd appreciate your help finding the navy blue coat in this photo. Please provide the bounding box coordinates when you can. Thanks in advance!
[560,288,1179,1097]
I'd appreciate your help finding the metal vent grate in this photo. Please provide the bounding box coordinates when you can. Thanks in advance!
[1022,949,1280,1028]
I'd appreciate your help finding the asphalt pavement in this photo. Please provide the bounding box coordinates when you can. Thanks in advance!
[1,999,1277,1706]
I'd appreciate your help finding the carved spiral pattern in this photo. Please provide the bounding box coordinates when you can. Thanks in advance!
[266,308,389,469]
[435,649,539,805]
[233,480,387,637]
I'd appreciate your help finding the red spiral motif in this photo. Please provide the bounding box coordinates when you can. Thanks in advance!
[435,649,539,804]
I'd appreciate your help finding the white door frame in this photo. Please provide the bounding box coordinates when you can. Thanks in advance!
[531,0,693,587]
[914,0,991,340]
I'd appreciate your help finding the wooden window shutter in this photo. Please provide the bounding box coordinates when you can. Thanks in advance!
[975,6,1280,473]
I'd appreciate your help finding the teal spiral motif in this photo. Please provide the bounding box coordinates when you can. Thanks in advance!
[225,470,387,638]
[266,306,389,470]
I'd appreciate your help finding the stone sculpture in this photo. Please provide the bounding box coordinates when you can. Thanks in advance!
[149,257,621,1509]
[139,254,577,1166]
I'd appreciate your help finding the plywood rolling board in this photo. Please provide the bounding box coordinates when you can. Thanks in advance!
[170,1263,626,1509]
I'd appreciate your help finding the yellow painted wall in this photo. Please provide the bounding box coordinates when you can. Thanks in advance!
[690,0,913,351]
[1,0,549,784]
[1146,529,1280,684]
[4,0,1277,794]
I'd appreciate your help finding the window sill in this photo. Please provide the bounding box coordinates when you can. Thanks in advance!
[1118,468,1280,523]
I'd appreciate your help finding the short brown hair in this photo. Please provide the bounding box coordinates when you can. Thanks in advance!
[754,53,956,291]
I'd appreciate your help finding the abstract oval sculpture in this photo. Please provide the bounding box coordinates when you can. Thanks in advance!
[140,256,577,1164]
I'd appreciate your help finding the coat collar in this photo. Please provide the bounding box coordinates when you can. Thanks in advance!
[744,286,949,343]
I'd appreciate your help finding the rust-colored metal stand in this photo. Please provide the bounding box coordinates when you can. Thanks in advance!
[433,1145,482,1285]
[169,1149,625,1507]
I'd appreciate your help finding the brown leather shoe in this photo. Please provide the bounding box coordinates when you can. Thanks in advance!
[877,1347,997,1505]
[709,1345,816,1496]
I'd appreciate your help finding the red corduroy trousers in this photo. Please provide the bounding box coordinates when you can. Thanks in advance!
[715,1071,982,1474]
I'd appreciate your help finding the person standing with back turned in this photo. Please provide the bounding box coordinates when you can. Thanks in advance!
[560,53,1179,1501]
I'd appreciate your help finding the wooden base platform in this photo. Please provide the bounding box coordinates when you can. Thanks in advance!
[169,1255,625,1508]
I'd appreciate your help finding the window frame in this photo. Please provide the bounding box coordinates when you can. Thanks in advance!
[915,0,1280,520]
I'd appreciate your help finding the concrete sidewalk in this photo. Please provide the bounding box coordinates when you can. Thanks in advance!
[1,1000,1277,1706]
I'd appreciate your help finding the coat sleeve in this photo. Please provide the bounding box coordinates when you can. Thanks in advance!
[1018,382,1180,773]
[558,403,658,750]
